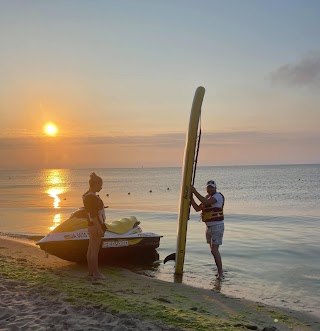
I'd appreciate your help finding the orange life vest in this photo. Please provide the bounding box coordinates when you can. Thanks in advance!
[201,192,225,223]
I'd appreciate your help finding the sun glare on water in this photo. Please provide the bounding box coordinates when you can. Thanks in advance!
[44,122,58,136]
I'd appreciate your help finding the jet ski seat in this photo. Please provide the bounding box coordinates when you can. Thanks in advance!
[65,208,140,235]
[106,216,140,234]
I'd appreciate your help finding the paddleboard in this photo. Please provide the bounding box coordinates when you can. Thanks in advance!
[164,86,205,274]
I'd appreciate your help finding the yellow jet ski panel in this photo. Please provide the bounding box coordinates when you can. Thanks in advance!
[106,216,140,234]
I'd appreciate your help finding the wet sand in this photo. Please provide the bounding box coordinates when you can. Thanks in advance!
[0,237,319,331]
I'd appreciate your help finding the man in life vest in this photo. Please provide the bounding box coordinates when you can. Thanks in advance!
[191,180,225,280]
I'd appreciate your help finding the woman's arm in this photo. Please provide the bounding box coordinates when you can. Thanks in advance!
[84,195,104,236]
[91,216,104,235]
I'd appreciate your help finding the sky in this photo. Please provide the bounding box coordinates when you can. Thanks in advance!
[1,0,320,168]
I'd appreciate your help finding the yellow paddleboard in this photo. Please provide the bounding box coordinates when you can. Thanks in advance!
[175,86,205,274]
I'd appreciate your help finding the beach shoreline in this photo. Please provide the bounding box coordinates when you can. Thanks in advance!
[0,236,319,331]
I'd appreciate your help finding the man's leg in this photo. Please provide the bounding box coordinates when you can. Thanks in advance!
[211,223,224,279]
[210,243,223,279]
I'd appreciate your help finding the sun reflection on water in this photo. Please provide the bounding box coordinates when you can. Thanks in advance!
[42,169,70,231]
[49,214,61,231]
[47,188,64,208]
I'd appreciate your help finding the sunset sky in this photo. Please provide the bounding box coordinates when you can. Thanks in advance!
[1,0,320,168]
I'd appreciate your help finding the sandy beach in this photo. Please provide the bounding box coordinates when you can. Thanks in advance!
[0,237,319,331]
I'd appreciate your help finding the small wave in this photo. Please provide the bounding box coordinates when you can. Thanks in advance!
[0,232,44,242]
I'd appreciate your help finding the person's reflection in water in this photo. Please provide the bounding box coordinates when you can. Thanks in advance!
[211,278,222,293]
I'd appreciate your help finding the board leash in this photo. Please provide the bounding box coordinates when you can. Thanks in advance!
[192,114,202,186]
[188,114,202,220]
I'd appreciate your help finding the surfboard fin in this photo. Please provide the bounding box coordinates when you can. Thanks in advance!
[163,253,176,264]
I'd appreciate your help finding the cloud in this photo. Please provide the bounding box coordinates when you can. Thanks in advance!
[0,130,319,150]
[203,131,320,146]
[270,51,320,88]
[0,133,184,150]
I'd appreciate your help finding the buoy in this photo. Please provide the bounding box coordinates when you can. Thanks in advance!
[167,188,170,190]
[149,190,152,193]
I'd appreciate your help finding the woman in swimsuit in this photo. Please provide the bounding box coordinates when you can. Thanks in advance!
[83,172,107,279]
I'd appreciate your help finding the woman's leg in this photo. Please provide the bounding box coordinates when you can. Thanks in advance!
[87,226,105,279]
[87,226,96,276]
[87,235,94,276]
[91,234,105,278]
[91,234,100,275]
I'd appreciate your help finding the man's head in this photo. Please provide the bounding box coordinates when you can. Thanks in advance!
[206,180,217,195]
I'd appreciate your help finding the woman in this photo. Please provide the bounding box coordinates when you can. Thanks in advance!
[82,172,107,279]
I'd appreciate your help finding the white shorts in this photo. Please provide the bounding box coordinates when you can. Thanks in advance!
[206,223,224,245]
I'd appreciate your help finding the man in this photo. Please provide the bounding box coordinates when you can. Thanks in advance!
[191,180,225,280]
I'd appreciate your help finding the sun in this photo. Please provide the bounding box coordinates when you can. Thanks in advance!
[44,122,58,136]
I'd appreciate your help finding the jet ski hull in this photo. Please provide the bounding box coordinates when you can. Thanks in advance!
[37,236,160,264]
[36,210,162,264]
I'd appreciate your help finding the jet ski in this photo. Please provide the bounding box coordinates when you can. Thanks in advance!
[36,208,162,264]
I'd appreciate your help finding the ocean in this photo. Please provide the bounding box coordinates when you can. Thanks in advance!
[0,165,319,317]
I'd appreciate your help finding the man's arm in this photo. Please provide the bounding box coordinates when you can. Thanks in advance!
[191,186,217,205]
[191,196,201,212]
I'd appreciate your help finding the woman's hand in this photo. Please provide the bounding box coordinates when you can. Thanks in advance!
[95,226,104,237]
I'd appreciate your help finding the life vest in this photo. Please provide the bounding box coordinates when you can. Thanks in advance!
[201,192,225,223]
[82,191,106,230]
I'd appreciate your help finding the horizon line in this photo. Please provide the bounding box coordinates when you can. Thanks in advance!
[1,162,319,172]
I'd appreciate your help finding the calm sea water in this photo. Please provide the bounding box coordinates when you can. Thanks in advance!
[0,165,320,317]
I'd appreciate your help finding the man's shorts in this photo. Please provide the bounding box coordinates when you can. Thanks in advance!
[206,223,224,245]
